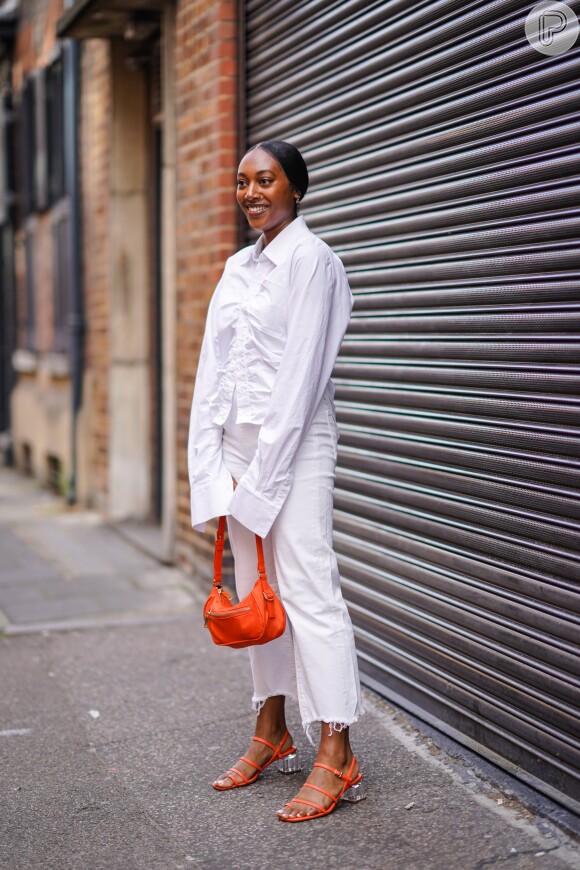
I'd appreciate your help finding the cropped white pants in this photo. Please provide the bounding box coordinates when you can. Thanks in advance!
[222,390,364,742]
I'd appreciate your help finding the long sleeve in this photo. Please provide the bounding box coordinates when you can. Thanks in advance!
[187,286,234,532]
[227,246,353,538]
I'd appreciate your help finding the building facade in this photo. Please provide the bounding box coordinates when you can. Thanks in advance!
[2,0,579,813]
[2,0,80,497]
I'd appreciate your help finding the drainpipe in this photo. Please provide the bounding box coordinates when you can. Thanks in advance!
[64,39,84,504]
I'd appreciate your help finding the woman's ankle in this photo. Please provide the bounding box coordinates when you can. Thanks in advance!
[316,724,353,766]
[254,695,288,742]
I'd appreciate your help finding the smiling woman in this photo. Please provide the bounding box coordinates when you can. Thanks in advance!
[236,140,309,242]
[188,140,366,823]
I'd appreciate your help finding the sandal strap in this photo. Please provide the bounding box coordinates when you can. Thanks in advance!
[285,798,325,813]
[251,735,278,753]
[239,755,262,772]
[345,757,358,781]
[314,756,358,783]
[221,730,294,788]
[226,766,253,786]
[301,781,338,802]
[252,729,289,760]
[313,761,345,779]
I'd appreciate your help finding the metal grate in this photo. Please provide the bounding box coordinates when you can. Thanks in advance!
[246,0,580,812]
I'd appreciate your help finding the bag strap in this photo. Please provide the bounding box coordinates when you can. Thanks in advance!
[213,516,266,587]
[213,515,227,587]
[255,530,266,578]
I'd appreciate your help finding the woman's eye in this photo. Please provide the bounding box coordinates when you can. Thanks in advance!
[237,180,246,187]
[259,178,272,185]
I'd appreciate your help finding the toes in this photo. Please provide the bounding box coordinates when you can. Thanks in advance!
[213,773,235,788]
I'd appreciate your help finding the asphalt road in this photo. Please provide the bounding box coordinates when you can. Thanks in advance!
[1,467,578,870]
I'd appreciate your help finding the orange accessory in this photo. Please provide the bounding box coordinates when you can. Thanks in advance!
[277,757,366,822]
[212,730,299,791]
[203,515,286,649]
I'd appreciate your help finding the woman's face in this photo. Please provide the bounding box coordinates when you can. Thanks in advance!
[236,148,298,244]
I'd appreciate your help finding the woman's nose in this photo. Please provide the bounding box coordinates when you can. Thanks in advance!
[246,181,259,199]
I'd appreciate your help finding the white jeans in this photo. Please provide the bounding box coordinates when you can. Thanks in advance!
[222,389,364,743]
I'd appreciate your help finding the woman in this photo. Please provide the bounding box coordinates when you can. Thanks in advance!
[188,140,365,822]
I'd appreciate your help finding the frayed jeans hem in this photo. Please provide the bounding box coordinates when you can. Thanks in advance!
[303,710,365,747]
[251,693,299,716]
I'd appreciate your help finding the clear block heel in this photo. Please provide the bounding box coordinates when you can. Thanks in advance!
[341,778,367,802]
[277,752,302,774]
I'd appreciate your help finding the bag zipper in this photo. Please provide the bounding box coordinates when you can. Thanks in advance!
[206,606,252,619]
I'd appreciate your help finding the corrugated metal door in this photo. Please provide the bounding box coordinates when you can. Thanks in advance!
[245,0,580,812]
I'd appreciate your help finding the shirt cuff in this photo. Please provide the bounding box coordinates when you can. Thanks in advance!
[228,478,290,538]
[190,476,234,531]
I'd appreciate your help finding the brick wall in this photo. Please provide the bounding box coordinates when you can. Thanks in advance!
[79,40,112,506]
[12,0,64,87]
[10,0,66,483]
[174,0,240,573]
[11,0,66,354]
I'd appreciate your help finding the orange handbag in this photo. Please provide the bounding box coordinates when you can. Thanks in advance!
[203,516,286,649]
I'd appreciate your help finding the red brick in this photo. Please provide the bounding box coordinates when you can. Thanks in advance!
[174,0,240,571]
[80,39,112,506]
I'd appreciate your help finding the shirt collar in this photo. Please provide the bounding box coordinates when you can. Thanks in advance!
[250,216,309,266]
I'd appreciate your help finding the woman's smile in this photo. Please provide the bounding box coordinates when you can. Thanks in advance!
[245,203,269,216]
[237,147,298,244]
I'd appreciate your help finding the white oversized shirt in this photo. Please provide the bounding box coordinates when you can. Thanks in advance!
[187,215,353,538]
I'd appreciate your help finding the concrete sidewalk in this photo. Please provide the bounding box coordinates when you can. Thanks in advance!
[0,469,195,634]
[0,467,578,870]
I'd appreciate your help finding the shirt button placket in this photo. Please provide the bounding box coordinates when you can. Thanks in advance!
[238,281,257,422]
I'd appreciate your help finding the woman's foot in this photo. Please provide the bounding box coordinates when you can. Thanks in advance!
[276,751,359,819]
[212,695,293,790]
[277,723,363,820]
[212,729,295,789]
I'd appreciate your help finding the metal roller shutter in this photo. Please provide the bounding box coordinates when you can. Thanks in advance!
[245,0,580,812]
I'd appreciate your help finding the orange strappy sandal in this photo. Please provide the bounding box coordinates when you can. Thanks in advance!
[212,730,301,791]
[277,757,366,821]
